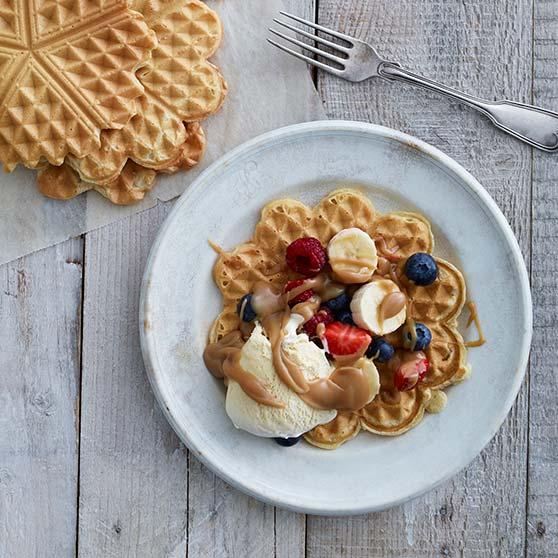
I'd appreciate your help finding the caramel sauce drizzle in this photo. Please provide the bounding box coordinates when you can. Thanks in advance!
[205,274,376,411]
[300,360,374,411]
[379,291,407,321]
[465,300,486,347]
[203,332,285,408]
[374,237,402,262]
[208,239,225,256]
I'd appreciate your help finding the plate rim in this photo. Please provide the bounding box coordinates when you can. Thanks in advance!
[139,120,533,515]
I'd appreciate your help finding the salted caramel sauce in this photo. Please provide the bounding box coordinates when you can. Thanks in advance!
[374,236,402,262]
[251,281,284,317]
[239,320,255,340]
[329,257,376,284]
[203,331,285,408]
[262,309,310,394]
[301,362,373,411]
[316,323,326,337]
[285,273,344,303]
[380,291,407,321]
[208,239,226,256]
[331,343,368,365]
[389,264,404,289]
[291,296,321,324]
[465,301,486,347]
[377,256,392,276]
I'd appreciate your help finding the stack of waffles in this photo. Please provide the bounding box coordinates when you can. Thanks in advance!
[209,189,470,449]
[0,0,226,204]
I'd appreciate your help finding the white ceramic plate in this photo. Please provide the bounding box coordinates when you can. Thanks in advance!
[140,121,532,515]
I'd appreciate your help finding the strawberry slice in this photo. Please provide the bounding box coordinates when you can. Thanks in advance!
[323,321,371,357]
[394,352,429,391]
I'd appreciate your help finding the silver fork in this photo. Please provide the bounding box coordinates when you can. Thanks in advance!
[268,11,558,152]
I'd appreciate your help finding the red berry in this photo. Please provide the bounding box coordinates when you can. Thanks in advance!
[290,289,315,306]
[284,279,315,306]
[286,237,327,276]
[303,308,334,337]
[284,279,305,292]
[323,321,371,357]
[394,353,429,391]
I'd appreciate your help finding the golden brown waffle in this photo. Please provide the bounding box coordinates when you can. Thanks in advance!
[372,212,434,257]
[360,363,432,436]
[37,122,205,203]
[304,412,361,450]
[59,0,225,187]
[210,189,470,447]
[0,0,157,171]
[37,159,156,205]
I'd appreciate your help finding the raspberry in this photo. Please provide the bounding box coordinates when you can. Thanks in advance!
[290,289,315,306]
[286,237,327,276]
[303,308,334,337]
[284,279,315,306]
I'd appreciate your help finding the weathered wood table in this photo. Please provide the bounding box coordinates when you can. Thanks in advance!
[1,0,556,556]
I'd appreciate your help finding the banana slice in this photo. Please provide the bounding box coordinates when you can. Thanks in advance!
[355,357,381,405]
[327,228,378,284]
[350,279,407,335]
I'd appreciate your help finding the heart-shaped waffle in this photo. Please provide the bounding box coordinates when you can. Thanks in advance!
[359,363,432,436]
[60,0,226,187]
[0,0,157,170]
[304,412,361,450]
[208,189,471,447]
[37,122,205,203]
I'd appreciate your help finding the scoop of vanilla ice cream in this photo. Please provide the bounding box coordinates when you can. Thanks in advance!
[225,322,337,438]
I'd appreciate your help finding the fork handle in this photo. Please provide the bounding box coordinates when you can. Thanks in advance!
[379,62,558,152]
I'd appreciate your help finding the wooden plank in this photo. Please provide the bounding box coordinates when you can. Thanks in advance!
[77,204,190,558]
[186,1,312,556]
[0,239,83,557]
[527,0,558,555]
[306,1,532,556]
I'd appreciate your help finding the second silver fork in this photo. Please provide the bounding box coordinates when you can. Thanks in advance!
[268,11,558,152]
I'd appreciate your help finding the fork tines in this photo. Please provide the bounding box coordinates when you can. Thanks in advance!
[268,11,352,76]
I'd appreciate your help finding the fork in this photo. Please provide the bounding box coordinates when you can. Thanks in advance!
[268,11,558,152]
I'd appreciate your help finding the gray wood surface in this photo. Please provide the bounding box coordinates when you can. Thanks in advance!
[0,240,83,557]
[0,0,555,556]
[528,0,558,556]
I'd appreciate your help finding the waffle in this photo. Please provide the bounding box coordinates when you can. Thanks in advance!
[37,122,205,203]
[0,0,157,171]
[359,364,432,436]
[57,0,225,188]
[37,159,157,204]
[304,412,361,450]
[210,189,470,447]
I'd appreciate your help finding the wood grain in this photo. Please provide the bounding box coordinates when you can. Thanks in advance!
[527,0,558,555]
[0,239,83,557]
[77,204,189,558]
[306,0,532,556]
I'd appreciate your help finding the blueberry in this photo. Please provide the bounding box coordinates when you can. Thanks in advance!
[274,435,302,447]
[366,337,395,362]
[404,253,438,286]
[402,322,432,351]
[336,309,355,325]
[236,294,256,322]
[324,292,350,313]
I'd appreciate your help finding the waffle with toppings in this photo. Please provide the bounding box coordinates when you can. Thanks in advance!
[205,189,483,449]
